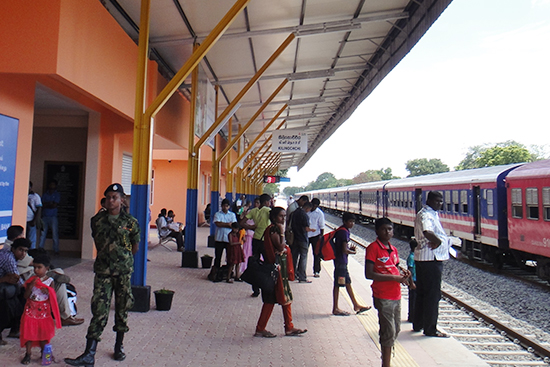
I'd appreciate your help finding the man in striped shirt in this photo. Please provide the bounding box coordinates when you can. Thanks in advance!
[412,191,451,338]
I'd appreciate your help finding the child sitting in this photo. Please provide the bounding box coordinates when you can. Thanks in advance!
[227,223,245,283]
[20,254,62,365]
[365,218,411,367]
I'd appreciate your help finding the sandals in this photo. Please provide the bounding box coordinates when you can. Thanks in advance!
[21,353,31,365]
[254,330,277,338]
[355,306,372,314]
[285,328,307,336]
[332,310,350,316]
[425,330,449,338]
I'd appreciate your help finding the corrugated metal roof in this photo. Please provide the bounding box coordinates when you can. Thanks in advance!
[101,0,453,171]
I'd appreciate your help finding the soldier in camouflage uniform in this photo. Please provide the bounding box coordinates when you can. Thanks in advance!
[65,183,140,366]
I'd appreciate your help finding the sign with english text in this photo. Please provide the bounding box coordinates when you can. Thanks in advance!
[272,130,308,153]
[0,114,19,242]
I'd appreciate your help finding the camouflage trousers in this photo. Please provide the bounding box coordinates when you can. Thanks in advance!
[86,273,134,341]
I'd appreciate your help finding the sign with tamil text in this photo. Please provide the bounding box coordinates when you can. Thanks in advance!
[272,130,308,153]
[0,114,19,242]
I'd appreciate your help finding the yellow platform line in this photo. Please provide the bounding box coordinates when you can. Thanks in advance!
[322,262,419,367]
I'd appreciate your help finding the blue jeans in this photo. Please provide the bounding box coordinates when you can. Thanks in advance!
[39,216,59,253]
[27,222,37,249]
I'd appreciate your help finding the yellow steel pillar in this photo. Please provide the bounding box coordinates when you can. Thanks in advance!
[130,0,152,286]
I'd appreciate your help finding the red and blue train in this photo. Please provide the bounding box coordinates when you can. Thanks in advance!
[298,160,550,281]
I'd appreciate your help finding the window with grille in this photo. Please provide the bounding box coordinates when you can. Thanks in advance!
[460,190,468,214]
[543,187,550,221]
[526,188,539,220]
[444,191,450,212]
[511,188,523,218]
[452,191,459,212]
[487,189,494,217]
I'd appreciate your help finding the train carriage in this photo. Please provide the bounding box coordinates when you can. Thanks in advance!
[506,160,550,279]
[384,164,522,259]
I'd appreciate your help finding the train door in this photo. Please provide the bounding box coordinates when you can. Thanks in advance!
[473,186,481,236]
[346,191,350,211]
[359,191,362,212]
[415,189,423,213]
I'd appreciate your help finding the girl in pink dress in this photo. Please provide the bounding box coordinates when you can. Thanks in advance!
[240,199,258,274]
[20,255,61,365]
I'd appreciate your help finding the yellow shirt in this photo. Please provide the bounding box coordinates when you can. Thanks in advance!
[246,206,271,240]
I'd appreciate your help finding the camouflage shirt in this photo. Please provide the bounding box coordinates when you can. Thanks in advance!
[91,210,140,275]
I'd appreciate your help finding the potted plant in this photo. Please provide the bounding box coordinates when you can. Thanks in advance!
[154,288,174,311]
[201,254,213,269]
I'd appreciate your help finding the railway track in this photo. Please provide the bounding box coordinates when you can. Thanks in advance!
[325,221,550,366]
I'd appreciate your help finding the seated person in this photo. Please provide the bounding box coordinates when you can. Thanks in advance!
[167,210,184,233]
[0,237,29,344]
[204,204,211,223]
[156,208,184,251]
[2,226,84,329]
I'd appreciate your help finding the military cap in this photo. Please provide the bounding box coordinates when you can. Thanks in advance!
[104,183,125,196]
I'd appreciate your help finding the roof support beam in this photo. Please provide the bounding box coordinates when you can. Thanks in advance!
[194,33,295,152]
[151,10,408,47]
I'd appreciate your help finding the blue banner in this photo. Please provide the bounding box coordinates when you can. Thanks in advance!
[0,114,19,242]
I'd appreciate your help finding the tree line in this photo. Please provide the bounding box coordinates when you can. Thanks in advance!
[282,141,548,197]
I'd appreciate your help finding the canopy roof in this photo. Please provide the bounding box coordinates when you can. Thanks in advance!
[102,0,452,170]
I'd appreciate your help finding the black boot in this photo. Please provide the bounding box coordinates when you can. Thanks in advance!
[64,338,98,367]
[114,332,126,361]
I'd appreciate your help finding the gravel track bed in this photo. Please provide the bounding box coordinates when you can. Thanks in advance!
[324,212,550,346]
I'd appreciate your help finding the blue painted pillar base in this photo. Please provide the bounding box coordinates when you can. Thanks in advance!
[183,188,198,268]
[210,191,219,237]
[130,184,150,287]
[226,192,233,206]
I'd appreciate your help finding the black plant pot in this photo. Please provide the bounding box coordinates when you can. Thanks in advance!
[154,291,174,311]
[201,256,213,269]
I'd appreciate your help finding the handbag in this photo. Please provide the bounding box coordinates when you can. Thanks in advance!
[240,256,278,293]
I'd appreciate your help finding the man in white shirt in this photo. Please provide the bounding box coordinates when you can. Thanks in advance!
[307,198,325,278]
[412,191,451,338]
[213,199,237,269]
[27,181,42,249]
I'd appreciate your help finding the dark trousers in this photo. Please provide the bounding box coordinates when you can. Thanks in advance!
[291,241,308,281]
[0,283,24,334]
[214,241,228,268]
[251,238,265,293]
[308,235,322,274]
[168,230,184,249]
[408,288,417,322]
[413,260,443,335]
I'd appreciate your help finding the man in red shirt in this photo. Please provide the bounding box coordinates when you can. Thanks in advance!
[365,217,411,367]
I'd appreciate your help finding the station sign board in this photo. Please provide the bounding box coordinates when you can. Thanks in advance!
[272,129,307,153]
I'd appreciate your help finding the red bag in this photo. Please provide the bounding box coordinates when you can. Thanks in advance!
[314,227,346,261]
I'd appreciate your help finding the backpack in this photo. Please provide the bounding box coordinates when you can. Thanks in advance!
[314,227,346,261]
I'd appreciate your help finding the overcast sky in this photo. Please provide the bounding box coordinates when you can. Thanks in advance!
[281,0,550,190]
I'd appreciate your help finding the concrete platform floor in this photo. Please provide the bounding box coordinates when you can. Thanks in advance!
[0,226,489,367]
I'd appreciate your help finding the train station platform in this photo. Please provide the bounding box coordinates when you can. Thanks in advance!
[0,226,489,366]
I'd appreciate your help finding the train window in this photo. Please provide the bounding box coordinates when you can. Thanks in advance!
[452,190,459,212]
[408,191,413,208]
[511,188,523,218]
[487,189,494,217]
[543,187,550,221]
[526,188,539,220]
[461,190,468,214]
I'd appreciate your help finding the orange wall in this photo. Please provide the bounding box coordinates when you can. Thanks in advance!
[0,75,36,226]
[155,84,191,149]
[0,1,60,74]
[56,0,139,119]
[150,160,188,226]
